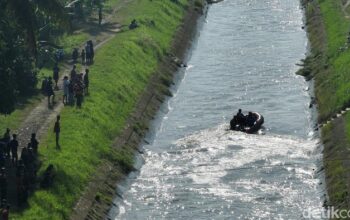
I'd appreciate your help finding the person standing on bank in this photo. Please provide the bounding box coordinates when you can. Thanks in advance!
[2,129,10,158]
[68,79,75,105]
[81,49,86,65]
[83,69,89,95]
[63,76,70,105]
[54,116,60,149]
[30,133,39,154]
[85,44,91,64]
[74,80,84,108]
[53,63,59,90]
[70,65,77,83]
[9,134,18,165]
[46,77,55,107]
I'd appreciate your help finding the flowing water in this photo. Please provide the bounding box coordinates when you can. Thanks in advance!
[109,0,325,219]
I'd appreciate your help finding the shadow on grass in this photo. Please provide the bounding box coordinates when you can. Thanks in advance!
[80,21,122,37]
[13,166,79,218]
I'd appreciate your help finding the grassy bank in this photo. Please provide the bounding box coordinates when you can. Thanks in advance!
[303,0,350,121]
[12,0,192,219]
[302,0,350,213]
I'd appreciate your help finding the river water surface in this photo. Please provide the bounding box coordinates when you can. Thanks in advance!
[110,0,325,219]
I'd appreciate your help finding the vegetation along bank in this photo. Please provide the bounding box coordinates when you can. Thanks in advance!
[301,0,350,215]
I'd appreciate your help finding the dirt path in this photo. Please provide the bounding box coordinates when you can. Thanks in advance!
[7,0,134,210]
[342,0,350,18]
[345,0,350,8]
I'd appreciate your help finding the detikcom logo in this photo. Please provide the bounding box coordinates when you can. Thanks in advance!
[303,207,350,219]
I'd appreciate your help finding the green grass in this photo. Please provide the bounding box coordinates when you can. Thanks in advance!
[313,0,350,120]
[12,0,190,219]
[344,111,350,151]
[305,0,350,212]
[57,33,90,56]
[322,116,350,208]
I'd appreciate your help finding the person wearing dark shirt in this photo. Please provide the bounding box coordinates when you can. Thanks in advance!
[236,109,245,126]
[236,109,244,118]
[54,115,61,149]
[84,69,89,95]
[246,112,256,127]
[72,48,78,63]
[2,129,10,158]
[74,81,84,108]
[70,65,77,83]
[9,134,18,165]
[21,145,30,167]
[230,109,246,130]
[0,153,5,168]
[53,63,60,90]
[2,129,10,144]
[0,168,7,201]
[88,40,94,61]
[30,133,39,154]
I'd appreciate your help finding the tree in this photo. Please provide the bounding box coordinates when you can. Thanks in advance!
[3,0,69,57]
[0,17,36,114]
[0,0,68,114]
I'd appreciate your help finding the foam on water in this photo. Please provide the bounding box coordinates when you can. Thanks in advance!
[116,125,323,219]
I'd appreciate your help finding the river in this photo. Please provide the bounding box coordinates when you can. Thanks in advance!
[109,0,325,219]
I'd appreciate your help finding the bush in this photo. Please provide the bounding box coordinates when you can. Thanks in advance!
[194,0,203,8]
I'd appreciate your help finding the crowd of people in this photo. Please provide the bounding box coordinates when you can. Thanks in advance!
[0,128,42,214]
[41,40,92,109]
[72,40,94,65]
[0,40,95,219]
[0,127,57,218]
[62,65,89,108]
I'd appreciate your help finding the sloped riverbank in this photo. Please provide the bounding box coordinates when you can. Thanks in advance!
[301,0,350,215]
